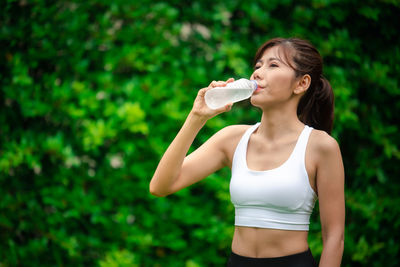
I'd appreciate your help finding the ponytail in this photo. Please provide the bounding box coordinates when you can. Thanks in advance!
[297,76,334,134]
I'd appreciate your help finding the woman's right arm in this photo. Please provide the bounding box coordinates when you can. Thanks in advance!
[149,79,234,197]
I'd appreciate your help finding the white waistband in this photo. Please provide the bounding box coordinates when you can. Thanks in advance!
[234,206,311,231]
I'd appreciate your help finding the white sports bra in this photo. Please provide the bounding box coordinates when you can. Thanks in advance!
[230,123,317,231]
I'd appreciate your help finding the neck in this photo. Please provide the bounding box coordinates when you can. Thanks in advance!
[257,103,304,140]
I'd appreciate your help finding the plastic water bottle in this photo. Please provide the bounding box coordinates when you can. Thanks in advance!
[205,78,258,109]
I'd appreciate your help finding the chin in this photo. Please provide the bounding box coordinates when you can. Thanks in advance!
[250,96,263,108]
[250,95,275,110]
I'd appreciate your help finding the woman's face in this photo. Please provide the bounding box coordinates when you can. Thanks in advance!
[250,46,298,108]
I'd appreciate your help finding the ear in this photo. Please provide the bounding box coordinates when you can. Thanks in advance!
[294,74,311,95]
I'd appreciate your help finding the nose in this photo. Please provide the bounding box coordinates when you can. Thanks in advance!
[251,67,261,81]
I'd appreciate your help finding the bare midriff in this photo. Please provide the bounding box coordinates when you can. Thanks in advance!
[231,226,309,258]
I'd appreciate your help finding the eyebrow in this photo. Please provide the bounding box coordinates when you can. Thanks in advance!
[256,57,283,64]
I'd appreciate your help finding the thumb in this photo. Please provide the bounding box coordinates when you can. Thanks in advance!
[215,103,233,113]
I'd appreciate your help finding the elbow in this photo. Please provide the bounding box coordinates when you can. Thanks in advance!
[323,230,345,251]
[149,188,167,197]
[334,234,345,252]
[149,182,169,197]
[339,233,345,250]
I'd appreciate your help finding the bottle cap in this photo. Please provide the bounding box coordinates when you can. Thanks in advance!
[250,80,258,90]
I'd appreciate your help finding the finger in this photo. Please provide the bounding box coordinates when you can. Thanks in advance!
[209,80,228,88]
[226,78,235,83]
[215,102,233,113]
[198,88,208,97]
[225,103,233,111]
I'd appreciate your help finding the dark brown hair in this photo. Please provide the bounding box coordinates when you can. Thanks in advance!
[254,38,334,134]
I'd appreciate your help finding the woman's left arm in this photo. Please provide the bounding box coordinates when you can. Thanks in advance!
[316,133,345,267]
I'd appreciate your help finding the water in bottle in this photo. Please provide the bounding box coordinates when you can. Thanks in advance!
[205,78,258,109]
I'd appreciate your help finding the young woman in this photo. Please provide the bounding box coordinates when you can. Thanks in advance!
[150,38,345,267]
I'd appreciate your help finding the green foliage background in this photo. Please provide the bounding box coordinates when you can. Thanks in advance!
[1,0,399,266]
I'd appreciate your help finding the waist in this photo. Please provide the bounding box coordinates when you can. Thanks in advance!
[232,226,309,258]
[228,247,316,267]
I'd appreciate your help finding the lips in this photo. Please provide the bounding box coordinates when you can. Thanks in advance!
[254,87,263,93]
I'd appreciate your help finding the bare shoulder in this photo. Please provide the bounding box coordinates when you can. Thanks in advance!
[210,124,252,148]
[309,129,341,157]
[210,124,253,161]
[215,124,252,139]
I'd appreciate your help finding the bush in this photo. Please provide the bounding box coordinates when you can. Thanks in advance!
[1,0,399,266]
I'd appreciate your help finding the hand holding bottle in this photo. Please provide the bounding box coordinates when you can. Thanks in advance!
[190,78,235,120]
[205,78,258,109]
